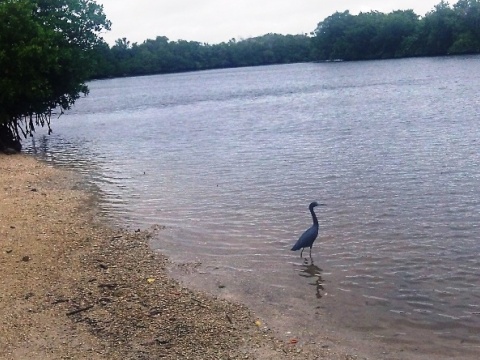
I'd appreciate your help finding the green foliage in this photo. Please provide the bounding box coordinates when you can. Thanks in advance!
[451,0,480,52]
[0,0,110,148]
[88,0,480,79]
[90,34,314,79]
[312,1,480,60]
[311,11,354,60]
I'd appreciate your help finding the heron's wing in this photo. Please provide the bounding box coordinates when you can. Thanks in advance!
[291,225,318,251]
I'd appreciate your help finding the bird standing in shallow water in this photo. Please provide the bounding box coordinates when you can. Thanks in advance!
[291,201,323,258]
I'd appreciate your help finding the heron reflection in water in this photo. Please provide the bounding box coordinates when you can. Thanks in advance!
[299,261,325,299]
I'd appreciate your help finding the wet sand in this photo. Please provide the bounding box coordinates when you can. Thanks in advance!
[0,154,355,359]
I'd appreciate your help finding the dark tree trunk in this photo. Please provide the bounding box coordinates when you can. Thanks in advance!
[0,124,22,154]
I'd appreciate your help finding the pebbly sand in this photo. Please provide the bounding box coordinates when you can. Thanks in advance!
[0,154,357,359]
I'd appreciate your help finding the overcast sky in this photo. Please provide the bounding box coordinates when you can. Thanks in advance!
[98,0,448,46]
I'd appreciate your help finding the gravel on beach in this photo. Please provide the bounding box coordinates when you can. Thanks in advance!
[0,154,355,359]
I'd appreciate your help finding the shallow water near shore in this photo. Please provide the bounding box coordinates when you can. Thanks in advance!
[27,56,480,358]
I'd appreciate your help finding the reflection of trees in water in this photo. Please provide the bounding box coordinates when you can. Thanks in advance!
[27,135,97,172]
[299,260,325,299]
[28,135,63,161]
[27,135,106,195]
[29,135,51,156]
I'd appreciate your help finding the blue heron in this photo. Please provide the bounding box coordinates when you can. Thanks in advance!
[291,201,324,257]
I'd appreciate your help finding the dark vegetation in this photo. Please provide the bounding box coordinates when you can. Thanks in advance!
[90,34,313,78]
[0,0,110,151]
[1,0,480,150]
[312,0,480,61]
[91,0,480,78]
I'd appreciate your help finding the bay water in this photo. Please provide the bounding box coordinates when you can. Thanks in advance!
[27,56,480,358]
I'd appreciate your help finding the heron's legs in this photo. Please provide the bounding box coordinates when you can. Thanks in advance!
[300,248,304,258]
[309,247,313,258]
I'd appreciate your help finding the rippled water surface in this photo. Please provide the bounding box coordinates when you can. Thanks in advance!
[27,57,480,358]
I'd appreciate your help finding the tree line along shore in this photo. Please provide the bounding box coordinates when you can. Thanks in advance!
[1,0,480,153]
[92,1,480,78]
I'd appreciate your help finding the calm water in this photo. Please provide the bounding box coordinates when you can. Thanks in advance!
[27,57,480,358]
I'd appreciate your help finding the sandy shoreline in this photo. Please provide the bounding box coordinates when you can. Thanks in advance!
[0,154,354,359]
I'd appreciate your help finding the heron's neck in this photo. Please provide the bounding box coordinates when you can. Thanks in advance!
[310,207,318,226]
